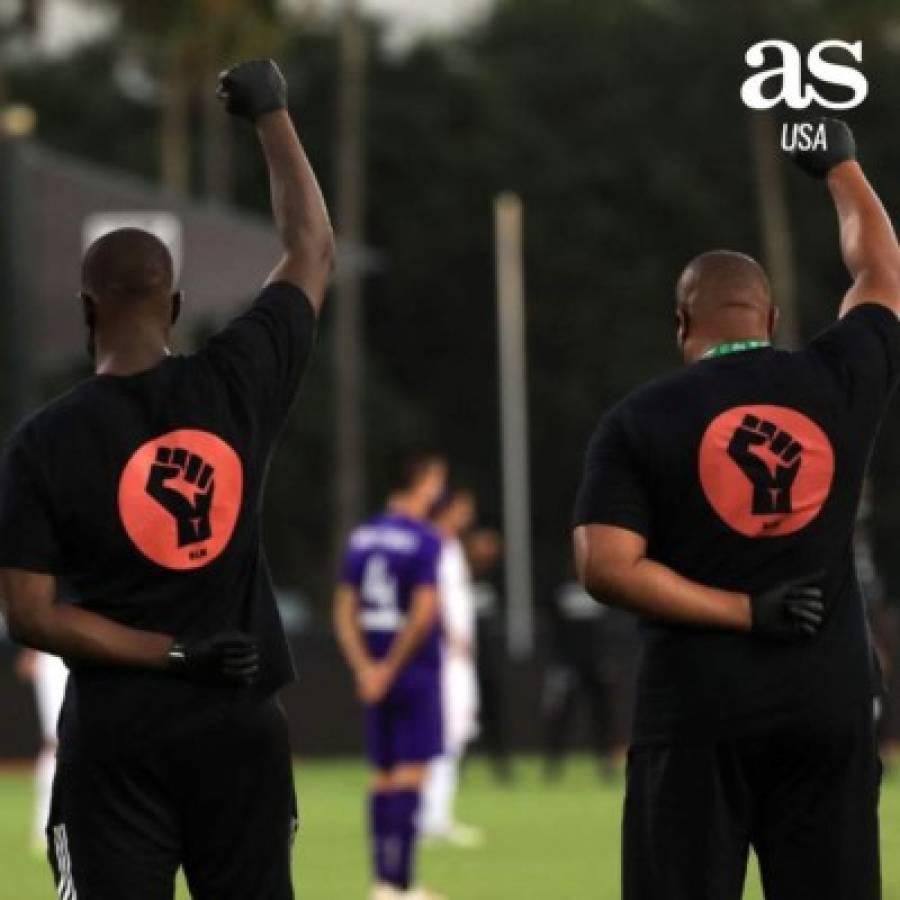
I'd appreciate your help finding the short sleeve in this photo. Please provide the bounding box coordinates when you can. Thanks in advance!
[573,411,651,537]
[199,281,317,435]
[0,428,64,573]
[412,535,440,588]
[806,304,900,404]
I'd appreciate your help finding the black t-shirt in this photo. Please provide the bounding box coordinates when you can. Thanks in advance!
[574,304,900,744]
[0,281,315,751]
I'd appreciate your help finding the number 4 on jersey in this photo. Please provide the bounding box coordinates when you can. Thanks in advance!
[360,554,403,631]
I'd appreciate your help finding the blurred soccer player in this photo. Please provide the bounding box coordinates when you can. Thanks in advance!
[334,453,448,900]
[574,119,897,900]
[15,649,67,851]
[542,581,617,782]
[420,488,483,848]
[0,59,333,899]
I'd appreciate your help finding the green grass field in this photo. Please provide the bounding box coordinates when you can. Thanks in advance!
[2,757,899,900]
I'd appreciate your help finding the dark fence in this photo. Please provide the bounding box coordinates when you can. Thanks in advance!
[4,619,899,760]
[0,625,639,760]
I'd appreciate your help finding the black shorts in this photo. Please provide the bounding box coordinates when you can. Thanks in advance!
[622,703,881,900]
[47,694,297,900]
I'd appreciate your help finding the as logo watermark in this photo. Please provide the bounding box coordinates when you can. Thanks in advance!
[741,40,867,151]
[741,40,867,110]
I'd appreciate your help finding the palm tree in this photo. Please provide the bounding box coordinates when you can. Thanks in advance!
[92,0,283,197]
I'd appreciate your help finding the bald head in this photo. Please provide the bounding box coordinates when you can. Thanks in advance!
[82,228,174,305]
[80,228,181,372]
[675,250,776,360]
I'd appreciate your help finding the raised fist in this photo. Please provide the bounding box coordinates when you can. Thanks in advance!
[727,415,802,515]
[146,447,215,547]
[788,117,855,179]
[216,59,287,123]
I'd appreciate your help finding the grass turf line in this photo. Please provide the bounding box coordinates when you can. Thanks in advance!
[1,757,898,899]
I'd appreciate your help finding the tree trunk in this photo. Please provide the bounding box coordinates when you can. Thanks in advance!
[161,53,190,195]
[202,58,232,202]
[751,113,799,348]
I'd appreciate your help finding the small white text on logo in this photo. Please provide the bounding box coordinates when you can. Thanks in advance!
[780,122,827,153]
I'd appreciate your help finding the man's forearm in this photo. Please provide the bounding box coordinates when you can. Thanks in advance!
[13,604,172,669]
[334,587,370,673]
[383,589,439,677]
[590,557,750,630]
[828,160,900,279]
[257,110,334,267]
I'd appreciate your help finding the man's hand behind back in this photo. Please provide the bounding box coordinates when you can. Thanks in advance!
[751,574,826,640]
[168,630,260,686]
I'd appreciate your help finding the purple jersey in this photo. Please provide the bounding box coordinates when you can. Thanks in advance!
[341,513,443,675]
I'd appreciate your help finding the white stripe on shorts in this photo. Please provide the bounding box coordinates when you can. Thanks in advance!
[53,823,78,900]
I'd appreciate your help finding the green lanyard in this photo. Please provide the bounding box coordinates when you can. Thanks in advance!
[702,340,771,360]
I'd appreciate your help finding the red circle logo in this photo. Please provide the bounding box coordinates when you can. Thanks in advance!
[698,405,834,538]
[118,429,243,570]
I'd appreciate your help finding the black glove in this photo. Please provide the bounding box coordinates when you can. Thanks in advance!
[168,630,260,686]
[217,59,287,123]
[751,574,825,639]
[789,117,855,179]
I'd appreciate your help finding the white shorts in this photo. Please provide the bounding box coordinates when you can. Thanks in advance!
[442,656,479,754]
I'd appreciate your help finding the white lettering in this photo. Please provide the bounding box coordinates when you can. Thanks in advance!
[805,40,868,109]
[742,39,867,111]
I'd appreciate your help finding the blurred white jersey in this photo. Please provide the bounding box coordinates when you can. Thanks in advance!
[35,652,67,740]
[439,538,479,752]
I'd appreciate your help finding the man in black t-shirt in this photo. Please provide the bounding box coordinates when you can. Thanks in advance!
[0,60,333,900]
[574,119,900,900]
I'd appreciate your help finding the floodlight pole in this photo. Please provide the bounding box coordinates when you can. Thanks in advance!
[495,192,534,659]
[334,0,367,553]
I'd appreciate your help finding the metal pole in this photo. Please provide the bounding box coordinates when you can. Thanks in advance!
[334,0,367,551]
[495,192,533,659]
[0,107,36,438]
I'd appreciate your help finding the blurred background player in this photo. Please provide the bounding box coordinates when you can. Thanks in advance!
[420,487,483,847]
[334,452,448,900]
[465,528,514,784]
[15,649,67,851]
[541,579,616,782]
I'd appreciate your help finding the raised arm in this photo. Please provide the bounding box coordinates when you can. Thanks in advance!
[829,162,900,317]
[218,60,335,313]
[790,117,900,318]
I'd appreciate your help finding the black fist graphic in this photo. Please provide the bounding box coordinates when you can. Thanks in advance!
[727,415,802,515]
[146,447,215,547]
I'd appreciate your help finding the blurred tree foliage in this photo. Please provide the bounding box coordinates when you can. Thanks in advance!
[8,0,900,609]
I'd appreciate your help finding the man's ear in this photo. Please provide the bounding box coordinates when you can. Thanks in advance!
[79,291,95,328]
[79,292,97,360]
[675,309,690,349]
[171,291,183,325]
[768,305,780,340]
